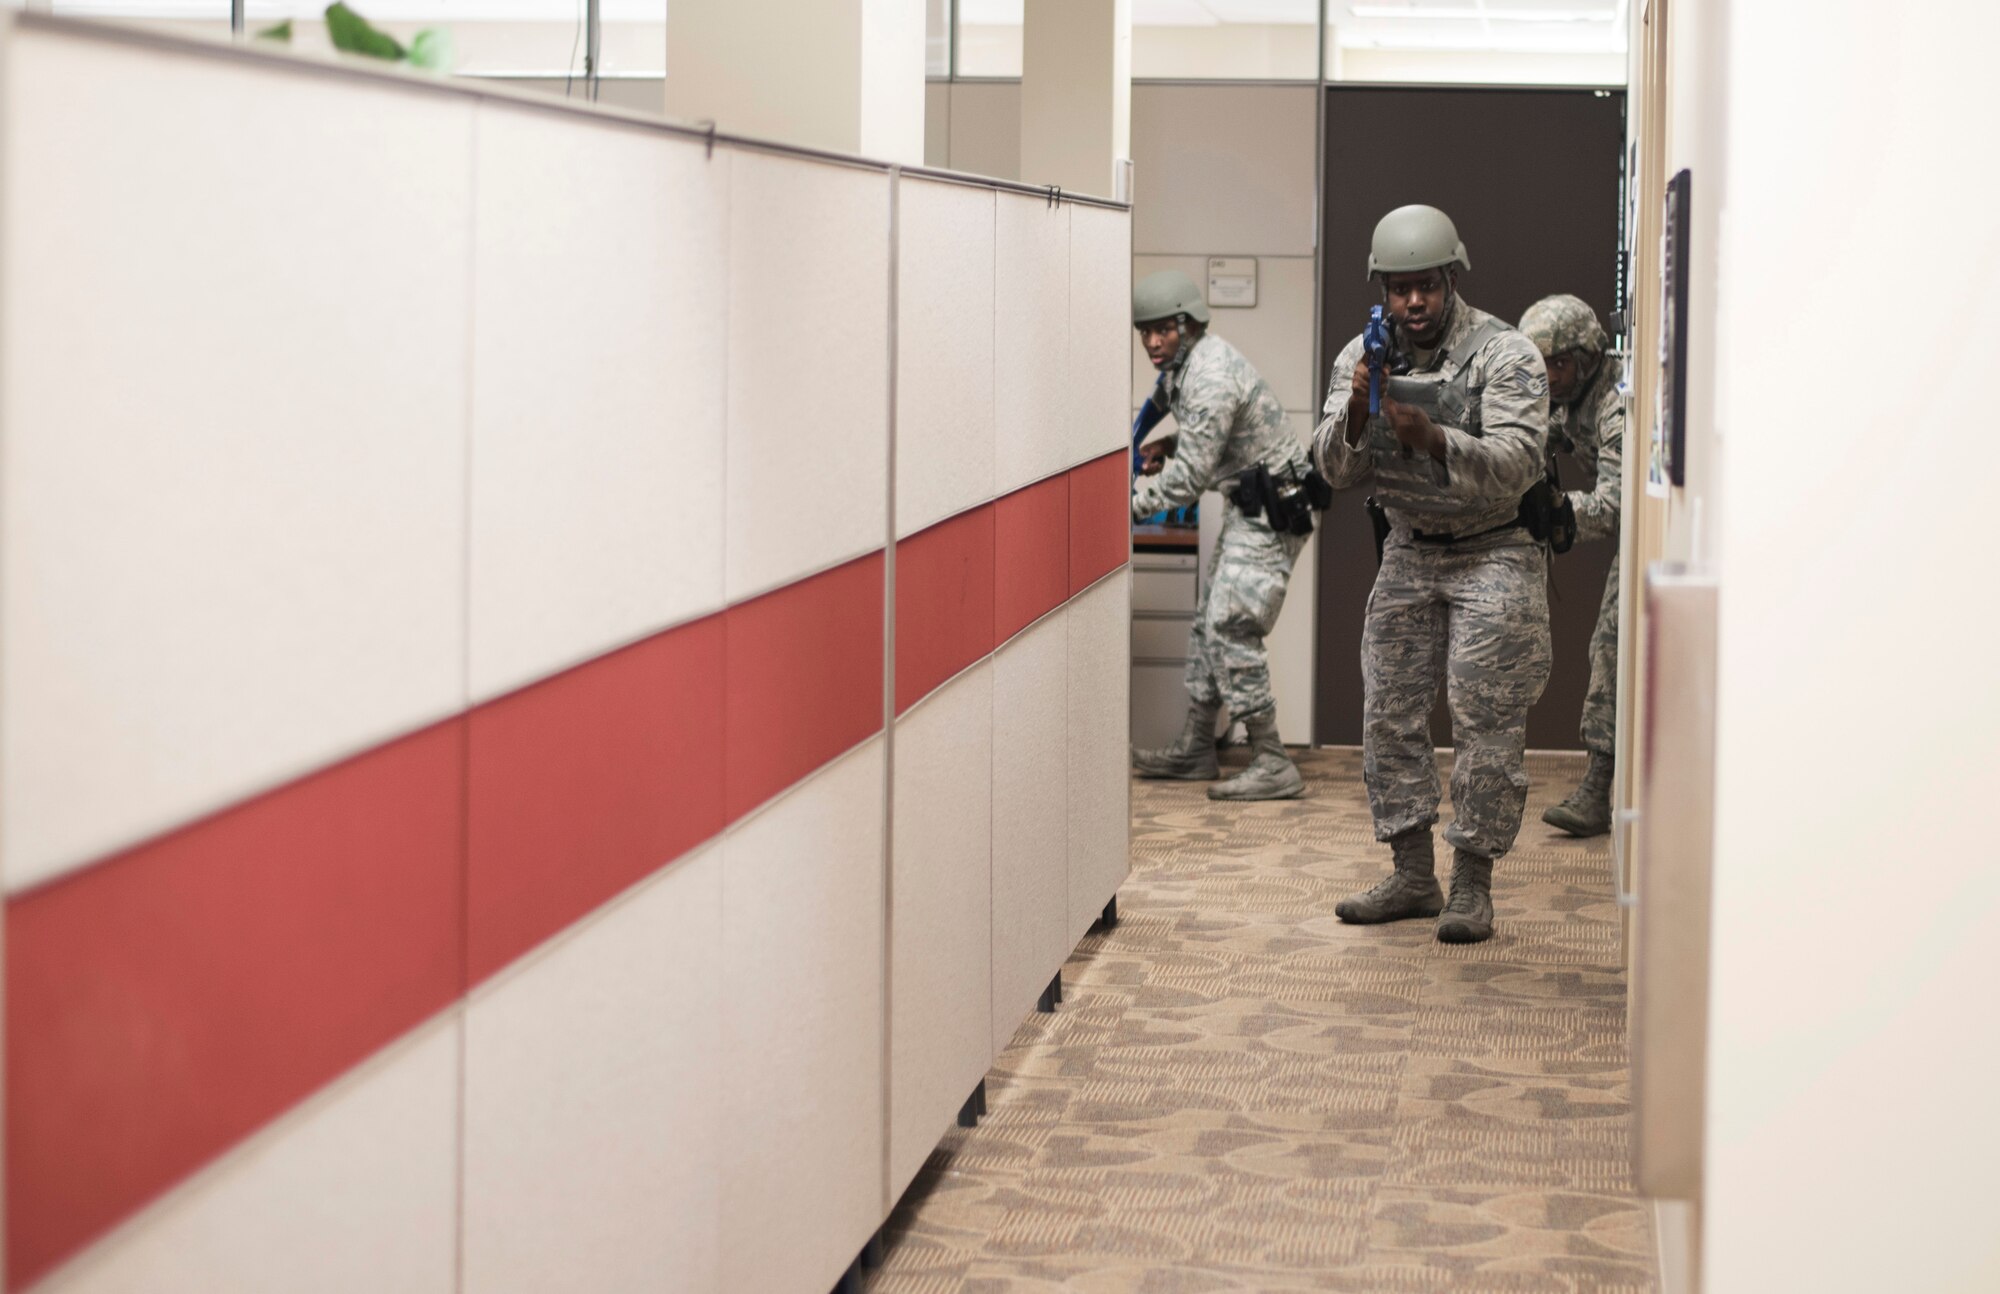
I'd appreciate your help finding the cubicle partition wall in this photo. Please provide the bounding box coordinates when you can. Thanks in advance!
[0,17,1131,1293]
[888,181,1132,1205]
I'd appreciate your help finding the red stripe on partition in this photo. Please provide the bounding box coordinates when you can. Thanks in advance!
[466,617,727,986]
[994,474,1070,643]
[724,552,885,822]
[4,721,467,1292]
[2,472,1119,1279]
[894,506,996,714]
[1067,451,1131,594]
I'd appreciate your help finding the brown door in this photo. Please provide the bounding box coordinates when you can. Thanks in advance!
[1313,85,1626,750]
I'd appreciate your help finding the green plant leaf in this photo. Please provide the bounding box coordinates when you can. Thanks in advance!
[254,19,293,42]
[325,3,405,61]
[407,27,454,72]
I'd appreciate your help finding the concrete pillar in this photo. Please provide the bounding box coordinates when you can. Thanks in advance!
[1020,0,1131,199]
[665,0,926,165]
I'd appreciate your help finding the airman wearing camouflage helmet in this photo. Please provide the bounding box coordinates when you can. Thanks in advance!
[1519,293,1623,837]
[1128,269,1315,802]
[1312,204,1554,944]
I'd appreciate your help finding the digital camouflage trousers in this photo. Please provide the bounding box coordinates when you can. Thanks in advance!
[1579,557,1619,755]
[1361,539,1552,859]
[1185,505,1307,723]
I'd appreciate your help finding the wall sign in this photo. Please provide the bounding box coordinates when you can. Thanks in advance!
[1655,168,1691,491]
[1206,257,1257,308]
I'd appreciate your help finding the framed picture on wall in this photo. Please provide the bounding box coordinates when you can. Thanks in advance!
[1656,168,1691,489]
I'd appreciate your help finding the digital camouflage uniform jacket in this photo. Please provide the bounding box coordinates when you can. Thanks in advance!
[1553,347,1624,754]
[1313,300,1550,540]
[1552,354,1623,543]
[1131,333,1309,521]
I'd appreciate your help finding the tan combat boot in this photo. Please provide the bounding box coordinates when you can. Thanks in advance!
[1543,750,1613,837]
[1435,850,1495,944]
[1208,712,1305,801]
[1336,828,1444,923]
[1133,697,1221,780]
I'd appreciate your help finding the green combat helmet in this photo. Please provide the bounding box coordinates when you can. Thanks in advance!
[1518,294,1608,359]
[1366,204,1471,279]
[1133,270,1211,326]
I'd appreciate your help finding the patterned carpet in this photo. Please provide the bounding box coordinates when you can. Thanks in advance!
[869,747,1656,1294]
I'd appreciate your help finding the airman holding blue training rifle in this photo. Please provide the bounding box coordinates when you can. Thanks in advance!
[1314,205,1553,944]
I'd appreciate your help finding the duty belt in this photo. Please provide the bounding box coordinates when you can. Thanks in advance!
[1408,519,1526,546]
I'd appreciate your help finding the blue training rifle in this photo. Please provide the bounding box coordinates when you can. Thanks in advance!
[1131,371,1170,478]
[1363,304,1392,416]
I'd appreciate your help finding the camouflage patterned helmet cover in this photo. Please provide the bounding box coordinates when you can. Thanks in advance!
[1518,294,1608,358]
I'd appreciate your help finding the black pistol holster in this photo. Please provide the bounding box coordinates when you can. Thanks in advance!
[1516,476,1577,553]
[1365,496,1391,563]
[1234,465,1330,538]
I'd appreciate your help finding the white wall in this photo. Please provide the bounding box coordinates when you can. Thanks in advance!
[494,75,670,115]
[1698,1,2000,1290]
[1019,0,1129,199]
[1660,0,1724,569]
[1126,83,1321,744]
[933,78,1024,180]
[665,0,925,163]
[1135,22,1316,79]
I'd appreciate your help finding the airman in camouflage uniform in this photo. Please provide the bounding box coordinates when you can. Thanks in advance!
[1130,270,1313,801]
[1314,205,1552,944]
[1520,294,1623,836]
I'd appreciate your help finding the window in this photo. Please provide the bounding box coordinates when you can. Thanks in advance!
[926,0,949,76]
[37,0,667,77]
[954,0,1020,77]
[1133,0,1317,80]
[1328,2,1626,85]
[48,0,232,36]
[957,0,1319,81]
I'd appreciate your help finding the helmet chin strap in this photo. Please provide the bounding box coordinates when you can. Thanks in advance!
[1432,275,1460,343]
[1167,315,1197,373]
[1578,349,1602,389]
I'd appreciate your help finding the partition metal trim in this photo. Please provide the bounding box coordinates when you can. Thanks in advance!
[1316,0,1325,84]
[1309,0,1329,745]
[0,13,11,1278]
[879,164,900,1222]
[948,0,959,81]
[902,162,1129,210]
[454,69,663,82]
[1325,79,1628,92]
[951,75,1321,88]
